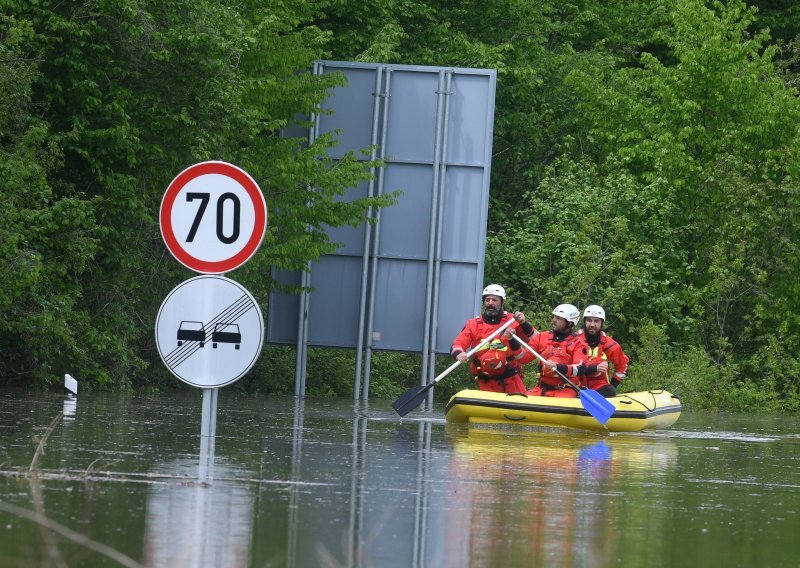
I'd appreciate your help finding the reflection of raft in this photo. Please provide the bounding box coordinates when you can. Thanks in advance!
[446,426,680,475]
[445,389,681,432]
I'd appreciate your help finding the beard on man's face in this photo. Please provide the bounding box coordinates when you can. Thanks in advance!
[484,305,501,318]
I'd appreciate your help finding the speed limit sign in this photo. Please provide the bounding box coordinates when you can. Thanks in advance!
[160,161,267,274]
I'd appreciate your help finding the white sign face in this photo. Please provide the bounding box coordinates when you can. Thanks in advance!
[160,161,267,274]
[155,276,264,388]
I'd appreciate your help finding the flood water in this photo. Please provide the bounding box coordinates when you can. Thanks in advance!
[1,388,798,567]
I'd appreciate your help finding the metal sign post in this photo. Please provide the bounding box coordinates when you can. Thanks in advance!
[157,161,267,480]
[199,388,218,480]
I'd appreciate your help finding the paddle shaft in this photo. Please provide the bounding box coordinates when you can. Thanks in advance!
[508,330,581,393]
[391,315,519,416]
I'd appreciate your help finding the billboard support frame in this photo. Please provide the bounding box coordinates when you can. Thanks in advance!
[361,67,393,400]
[273,61,496,401]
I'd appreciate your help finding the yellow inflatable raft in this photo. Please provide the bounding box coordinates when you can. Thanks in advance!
[445,389,681,432]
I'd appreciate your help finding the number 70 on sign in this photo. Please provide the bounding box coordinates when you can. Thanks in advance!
[160,161,268,275]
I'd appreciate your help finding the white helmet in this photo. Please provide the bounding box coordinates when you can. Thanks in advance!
[482,284,506,301]
[552,303,580,325]
[583,305,606,320]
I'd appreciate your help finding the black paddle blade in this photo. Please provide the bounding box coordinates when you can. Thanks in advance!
[392,384,433,417]
[579,389,616,425]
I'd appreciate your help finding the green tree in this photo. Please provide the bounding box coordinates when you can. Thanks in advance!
[1,1,393,389]
[0,14,98,384]
[319,0,670,223]
[492,0,800,404]
[317,0,800,407]
[569,0,800,369]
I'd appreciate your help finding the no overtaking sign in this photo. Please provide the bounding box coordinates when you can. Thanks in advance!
[155,275,264,389]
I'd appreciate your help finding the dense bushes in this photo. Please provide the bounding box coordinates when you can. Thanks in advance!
[2,1,799,411]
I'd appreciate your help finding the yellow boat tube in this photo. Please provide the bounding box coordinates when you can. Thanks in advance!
[444,389,682,432]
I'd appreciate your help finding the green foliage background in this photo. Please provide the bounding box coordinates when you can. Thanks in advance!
[1,0,798,412]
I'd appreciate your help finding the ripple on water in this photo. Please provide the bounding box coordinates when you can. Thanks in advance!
[663,430,781,443]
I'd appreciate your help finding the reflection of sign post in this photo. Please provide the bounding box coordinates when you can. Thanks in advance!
[160,161,267,274]
[155,276,264,388]
[143,458,255,566]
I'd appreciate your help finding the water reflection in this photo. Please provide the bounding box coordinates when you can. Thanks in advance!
[250,402,682,567]
[251,400,440,567]
[62,395,77,421]
[441,427,679,567]
[347,401,367,568]
[392,420,435,568]
[143,458,255,568]
[245,401,685,567]
[287,397,304,568]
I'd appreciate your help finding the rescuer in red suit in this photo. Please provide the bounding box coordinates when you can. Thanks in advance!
[574,305,629,397]
[517,304,583,398]
[450,284,534,393]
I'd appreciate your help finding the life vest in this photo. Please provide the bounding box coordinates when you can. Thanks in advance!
[450,311,527,377]
[521,331,580,387]
[575,330,629,388]
[473,338,511,377]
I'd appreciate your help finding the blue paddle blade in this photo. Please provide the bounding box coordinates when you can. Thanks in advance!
[579,389,616,425]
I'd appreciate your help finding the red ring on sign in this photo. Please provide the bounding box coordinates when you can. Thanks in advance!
[160,161,267,274]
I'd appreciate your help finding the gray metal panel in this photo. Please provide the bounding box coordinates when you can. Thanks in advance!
[317,66,378,159]
[433,263,482,353]
[306,256,363,347]
[369,259,428,352]
[439,165,487,262]
[383,70,440,162]
[446,73,495,165]
[281,121,308,141]
[377,163,433,259]
[266,270,302,344]
[324,180,369,256]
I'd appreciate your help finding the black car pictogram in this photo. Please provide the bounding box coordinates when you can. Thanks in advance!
[177,321,206,347]
[212,323,241,349]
